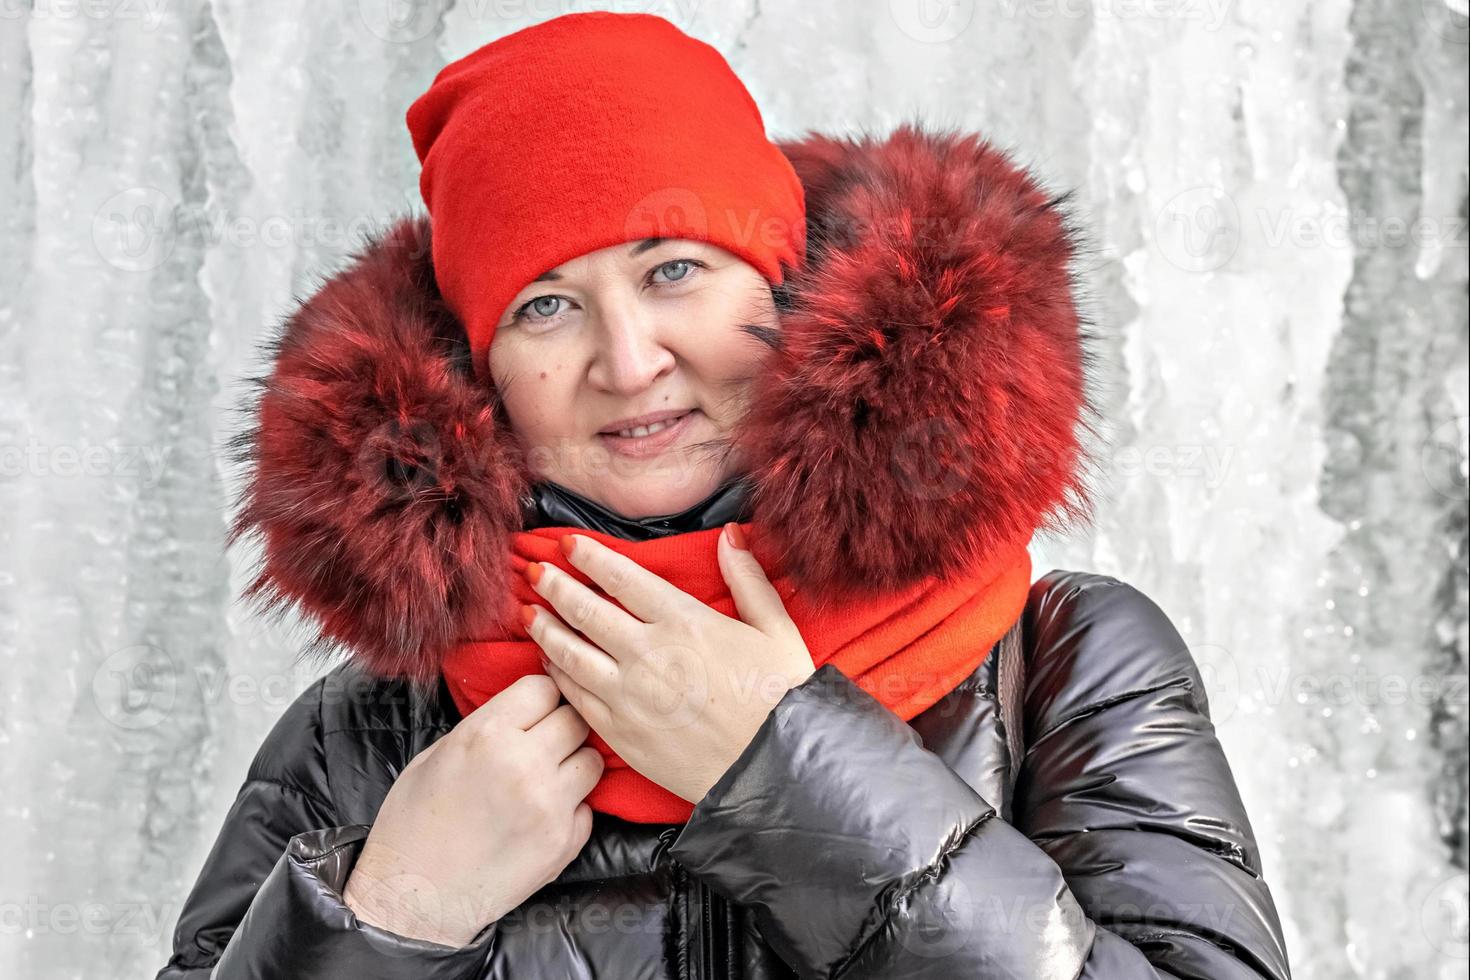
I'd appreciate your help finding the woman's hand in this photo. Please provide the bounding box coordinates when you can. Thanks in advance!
[343,674,603,948]
[522,523,816,805]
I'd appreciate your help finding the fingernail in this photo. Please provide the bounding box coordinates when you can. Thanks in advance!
[560,535,576,558]
[520,603,537,628]
[724,522,747,550]
[525,561,544,586]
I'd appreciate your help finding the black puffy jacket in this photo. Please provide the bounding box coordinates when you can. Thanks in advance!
[157,122,1293,978]
[156,567,1291,979]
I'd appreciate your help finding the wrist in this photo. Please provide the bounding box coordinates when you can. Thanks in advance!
[681,673,807,804]
[343,868,489,948]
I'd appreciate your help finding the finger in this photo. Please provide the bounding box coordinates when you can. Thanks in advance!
[472,671,563,731]
[527,603,619,700]
[528,557,649,661]
[527,702,592,761]
[718,522,801,640]
[560,533,690,624]
[558,744,605,801]
[573,801,593,840]
[405,734,444,770]
[542,651,611,731]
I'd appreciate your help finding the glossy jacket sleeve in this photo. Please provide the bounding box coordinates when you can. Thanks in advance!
[154,679,498,979]
[665,581,1292,980]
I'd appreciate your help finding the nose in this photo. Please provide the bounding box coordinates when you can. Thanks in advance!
[586,292,676,396]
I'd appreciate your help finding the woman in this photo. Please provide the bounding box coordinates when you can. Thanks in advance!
[158,12,1292,980]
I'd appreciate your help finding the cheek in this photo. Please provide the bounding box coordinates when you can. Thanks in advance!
[700,331,766,378]
[692,290,775,380]
[682,328,767,426]
[491,347,579,440]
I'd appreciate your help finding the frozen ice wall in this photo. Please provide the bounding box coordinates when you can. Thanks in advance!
[0,1,1464,977]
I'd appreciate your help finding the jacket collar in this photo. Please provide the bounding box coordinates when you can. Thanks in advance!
[227,120,1101,686]
[523,477,754,541]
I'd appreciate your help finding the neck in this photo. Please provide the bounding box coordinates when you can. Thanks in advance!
[521,477,754,541]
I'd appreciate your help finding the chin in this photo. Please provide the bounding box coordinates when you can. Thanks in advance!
[593,472,727,520]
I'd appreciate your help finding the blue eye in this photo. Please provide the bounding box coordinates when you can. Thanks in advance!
[652,259,698,283]
[513,294,567,323]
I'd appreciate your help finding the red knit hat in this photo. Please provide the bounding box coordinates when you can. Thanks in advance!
[405,12,808,383]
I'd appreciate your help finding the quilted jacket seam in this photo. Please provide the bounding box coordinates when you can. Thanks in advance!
[1038,822,1256,877]
[294,829,367,870]
[313,681,341,826]
[241,775,336,820]
[321,723,454,736]
[1029,676,1196,746]
[830,808,994,979]
[1107,923,1269,973]
[549,865,678,887]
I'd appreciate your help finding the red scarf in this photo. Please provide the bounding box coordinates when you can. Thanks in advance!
[442,522,1032,823]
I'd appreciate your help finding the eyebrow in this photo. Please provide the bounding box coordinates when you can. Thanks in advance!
[530,238,667,282]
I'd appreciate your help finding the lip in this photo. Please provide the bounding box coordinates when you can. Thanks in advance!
[598,408,695,434]
[597,409,698,459]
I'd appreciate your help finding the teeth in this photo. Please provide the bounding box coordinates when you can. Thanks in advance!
[615,415,683,439]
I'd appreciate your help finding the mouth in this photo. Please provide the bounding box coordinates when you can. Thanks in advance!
[597,409,699,459]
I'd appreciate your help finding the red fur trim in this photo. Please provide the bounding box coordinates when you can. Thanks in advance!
[226,218,525,688]
[227,121,1101,683]
[742,123,1102,599]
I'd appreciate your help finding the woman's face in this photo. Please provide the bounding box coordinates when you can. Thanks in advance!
[488,237,779,519]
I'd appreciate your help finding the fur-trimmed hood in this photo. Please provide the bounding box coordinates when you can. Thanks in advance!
[227,121,1102,687]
